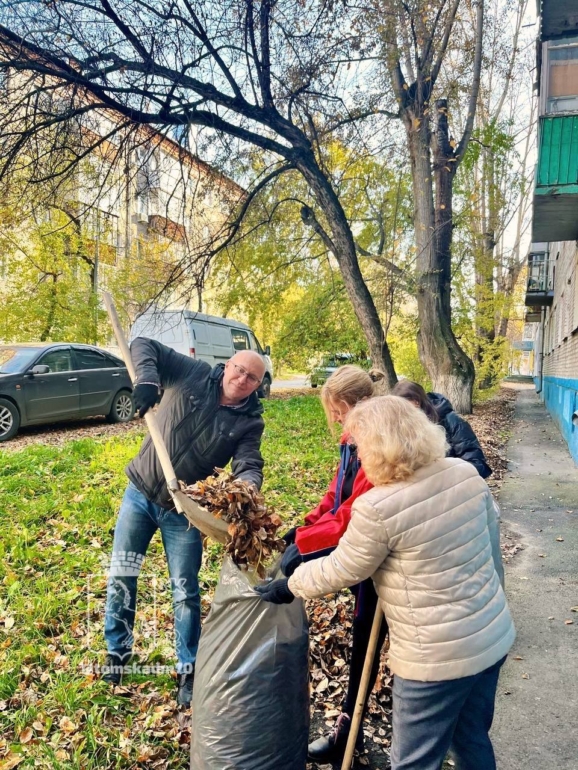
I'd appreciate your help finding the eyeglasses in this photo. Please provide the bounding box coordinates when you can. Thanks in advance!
[232,363,262,385]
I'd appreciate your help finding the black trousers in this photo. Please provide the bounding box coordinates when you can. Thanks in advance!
[343,579,389,718]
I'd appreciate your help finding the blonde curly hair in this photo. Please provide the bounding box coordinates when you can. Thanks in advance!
[344,395,448,485]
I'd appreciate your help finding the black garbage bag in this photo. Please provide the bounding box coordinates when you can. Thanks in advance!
[190,558,309,770]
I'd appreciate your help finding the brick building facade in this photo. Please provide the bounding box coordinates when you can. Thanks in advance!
[524,1,578,464]
[532,241,578,462]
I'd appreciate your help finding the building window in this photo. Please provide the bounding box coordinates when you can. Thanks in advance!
[527,249,553,293]
[545,36,578,113]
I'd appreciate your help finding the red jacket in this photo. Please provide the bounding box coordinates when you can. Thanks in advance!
[295,437,374,558]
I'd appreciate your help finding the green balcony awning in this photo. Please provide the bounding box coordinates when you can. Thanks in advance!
[533,115,578,241]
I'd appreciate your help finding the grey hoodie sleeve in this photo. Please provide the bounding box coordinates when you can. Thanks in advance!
[130,337,206,389]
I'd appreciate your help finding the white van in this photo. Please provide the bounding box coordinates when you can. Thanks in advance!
[129,309,274,397]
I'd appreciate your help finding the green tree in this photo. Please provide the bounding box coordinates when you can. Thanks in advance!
[208,145,414,369]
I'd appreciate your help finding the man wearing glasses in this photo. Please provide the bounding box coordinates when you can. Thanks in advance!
[102,337,266,706]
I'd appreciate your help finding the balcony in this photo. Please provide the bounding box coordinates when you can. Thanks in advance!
[533,115,578,242]
[525,309,542,323]
[525,245,554,307]
[540,0,578,42]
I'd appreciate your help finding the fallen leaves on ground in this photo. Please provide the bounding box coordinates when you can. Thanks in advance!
[501,532,524,562]
[1,416,144,452]
[466,388,523,564]
[306,593,392,769]
[466,387,517,494]
[0,387,520,770]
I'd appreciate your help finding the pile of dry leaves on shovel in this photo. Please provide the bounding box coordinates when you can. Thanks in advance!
[181,470,286,577]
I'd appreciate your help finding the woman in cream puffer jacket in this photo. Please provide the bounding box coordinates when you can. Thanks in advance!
[257,395,515,770]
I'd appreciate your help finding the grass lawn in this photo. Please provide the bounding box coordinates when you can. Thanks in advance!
[0,395,337,770]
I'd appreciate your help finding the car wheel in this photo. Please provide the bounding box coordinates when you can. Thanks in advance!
[107,390,135,423]
[0,399,20,441]
[258,376,272,399]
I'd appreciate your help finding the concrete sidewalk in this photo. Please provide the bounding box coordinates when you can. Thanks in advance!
[492,388,578,769]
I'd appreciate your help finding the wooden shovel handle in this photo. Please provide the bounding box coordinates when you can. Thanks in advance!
[102,292,181,502]
[341,603,384,770]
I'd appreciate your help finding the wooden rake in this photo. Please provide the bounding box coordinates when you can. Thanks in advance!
[341,603,384,770]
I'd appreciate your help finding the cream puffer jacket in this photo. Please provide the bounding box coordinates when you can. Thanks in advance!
[289,458,515,681]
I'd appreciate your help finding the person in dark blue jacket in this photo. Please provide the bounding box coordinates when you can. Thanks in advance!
[391,380,492,478]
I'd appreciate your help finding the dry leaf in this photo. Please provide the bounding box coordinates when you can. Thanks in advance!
[556,537,564,542]
[564,619,574,625]
[0,755,25,769]
[18,727,33,744]
[4,617,15,630]
[59,716,77,733]
[522,673,530,680]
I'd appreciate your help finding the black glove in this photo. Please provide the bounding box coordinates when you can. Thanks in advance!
[281,526,298,545]
[254,578,295,604]
[280,543,303,578]
[133,383,159,418]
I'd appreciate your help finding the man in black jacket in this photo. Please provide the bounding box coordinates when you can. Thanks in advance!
[102,337,266,706]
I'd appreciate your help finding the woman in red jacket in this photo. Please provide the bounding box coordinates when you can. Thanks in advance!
[281,364,387,763]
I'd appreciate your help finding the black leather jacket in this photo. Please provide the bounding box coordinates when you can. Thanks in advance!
[126,338,265,509]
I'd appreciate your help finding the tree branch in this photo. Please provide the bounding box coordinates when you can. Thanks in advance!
[455,0,484,164]
[355,242,405,276]
[430,0,461,87]
[300,204,337,254]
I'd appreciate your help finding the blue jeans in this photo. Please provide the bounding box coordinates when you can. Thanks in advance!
[104,482,203,673]
[391,656,506,770]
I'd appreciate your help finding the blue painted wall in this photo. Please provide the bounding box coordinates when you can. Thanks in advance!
[541,376,578,464]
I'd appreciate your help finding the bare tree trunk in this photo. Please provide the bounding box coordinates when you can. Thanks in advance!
[383,0,483,413]
[412,99,475,413]
[497,260,524,337]
[40,274,58,341]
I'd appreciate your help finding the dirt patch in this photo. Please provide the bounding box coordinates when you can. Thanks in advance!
[1,415,144,452]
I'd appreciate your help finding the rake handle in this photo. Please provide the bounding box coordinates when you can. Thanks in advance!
[341,602,384,770]
[102,292,182,505]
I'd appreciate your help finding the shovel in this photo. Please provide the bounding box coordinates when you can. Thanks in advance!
[102,291,229,545]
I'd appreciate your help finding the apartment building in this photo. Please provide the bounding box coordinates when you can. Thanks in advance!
[525,0,578,462]
[0,31,243,322]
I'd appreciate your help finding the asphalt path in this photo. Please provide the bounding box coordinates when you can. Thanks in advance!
[492,387,578,769]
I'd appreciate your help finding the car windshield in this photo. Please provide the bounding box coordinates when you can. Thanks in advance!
[0,347,43,374]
